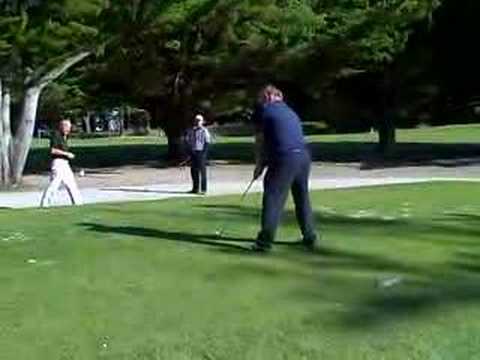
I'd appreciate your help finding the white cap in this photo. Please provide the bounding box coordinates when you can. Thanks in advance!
[195,114,204,122]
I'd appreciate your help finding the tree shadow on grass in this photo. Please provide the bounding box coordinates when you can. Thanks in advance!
[216,242,423,276]
[198,203,480,248]
[80,222,321,254]
[309,141,480,168]
[335,272,480,330]
[25,140,480,175]
[197,203,409,229]
[80,203,480,330]
[193,203,480,329]
[442,213,480,222]
[25,144,167,174]
[428,213,480,241]
[325,213,480,329]
[80,221,424,277]
[210,141,480,167]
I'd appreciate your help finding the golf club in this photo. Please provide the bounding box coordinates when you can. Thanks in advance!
[178,158,190,168]
[177,158,190,183]
[241,177,256,201]
[215,177,257,238]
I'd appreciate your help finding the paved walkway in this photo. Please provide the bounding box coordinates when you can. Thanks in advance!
[1,163,479,209]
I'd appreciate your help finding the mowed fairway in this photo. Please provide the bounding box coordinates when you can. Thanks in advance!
[1,182,480,359]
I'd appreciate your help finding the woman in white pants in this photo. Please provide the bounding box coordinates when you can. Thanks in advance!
[40,119,83,207]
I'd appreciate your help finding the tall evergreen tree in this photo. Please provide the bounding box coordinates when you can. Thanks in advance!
[0,0,103,186]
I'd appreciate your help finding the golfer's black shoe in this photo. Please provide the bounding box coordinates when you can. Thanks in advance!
[293,233,321,252]
[188,189,200,194]
[304,235,323,252]
[250,243,271,253]
[303,241,320,252]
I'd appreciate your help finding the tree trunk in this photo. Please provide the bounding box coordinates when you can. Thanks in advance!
[119,106,125,137]
[1,79,5,185]
[145,115,152,134]
[377,112,396,155]
[125,105,131,131]
[83,111,92,134]
[166,132,185,161]
[11,86,42,185]
[164,71,191,161]
[162,106,190,161]
[376,68,397,156]
[0,80,3,183]
[8,50,92,185]
[0,80,12,187]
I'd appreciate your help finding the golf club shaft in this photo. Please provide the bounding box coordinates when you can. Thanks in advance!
[241,178,256,201]
[216,178,257,236]
[178,158,190,167]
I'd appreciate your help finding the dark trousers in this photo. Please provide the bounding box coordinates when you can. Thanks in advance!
[256,151,316,248]
[190,150,208,193]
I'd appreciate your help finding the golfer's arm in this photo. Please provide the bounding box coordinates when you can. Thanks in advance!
[254,132,267,169]
[51,147,71,157]
[204,129,212,144]
[203,130,211,153]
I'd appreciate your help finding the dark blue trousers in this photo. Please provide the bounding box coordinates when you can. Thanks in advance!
[256,151,316,248]
[190,150,208,193]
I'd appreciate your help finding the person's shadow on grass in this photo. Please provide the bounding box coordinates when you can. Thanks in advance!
[80,222,254,251]
[79,222,315,254]
[79,223,422,276]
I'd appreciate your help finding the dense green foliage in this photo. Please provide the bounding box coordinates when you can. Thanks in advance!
[0,0,102,89]
[83,0,444,135]
[4,0,479,181]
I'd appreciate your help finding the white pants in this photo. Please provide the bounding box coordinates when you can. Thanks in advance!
[40,159,83,207]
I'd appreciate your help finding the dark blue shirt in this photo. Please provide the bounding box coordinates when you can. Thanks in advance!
[255,101,306,159]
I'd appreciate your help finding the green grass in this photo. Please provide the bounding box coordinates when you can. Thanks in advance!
[1,182,480,359]
[308,123,480,143]
[26,124,480,173]
[31,135,167,149]
[27,136,167,173]
[30,124,480,149]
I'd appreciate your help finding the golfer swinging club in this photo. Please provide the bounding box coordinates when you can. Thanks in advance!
[251,85,318,252]
[40,119,83,208]
[185,114,211,194]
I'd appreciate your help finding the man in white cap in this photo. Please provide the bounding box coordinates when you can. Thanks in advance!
[185,114,211,194]
[40,119,83,207]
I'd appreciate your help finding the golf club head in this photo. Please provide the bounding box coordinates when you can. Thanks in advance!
[215,179,255,239]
